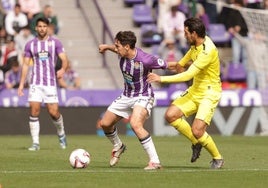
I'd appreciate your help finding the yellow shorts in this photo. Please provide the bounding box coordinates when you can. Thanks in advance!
[172,87,221,125]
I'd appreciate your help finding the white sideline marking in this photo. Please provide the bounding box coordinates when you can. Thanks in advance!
[1,169,268,174]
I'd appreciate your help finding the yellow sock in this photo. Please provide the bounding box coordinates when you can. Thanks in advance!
[198,132,222,159]
[171,118,198,144]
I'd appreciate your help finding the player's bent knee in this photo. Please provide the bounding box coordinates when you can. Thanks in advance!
[165,111,180,123]
[191,128,204,139]
[99,119,113,129]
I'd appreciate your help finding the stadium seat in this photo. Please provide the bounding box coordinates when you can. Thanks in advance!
[208,23,231,45]
[227,63,247,82]
[140,24,163,46]
[132,4,155,26]
[124,0,145,7]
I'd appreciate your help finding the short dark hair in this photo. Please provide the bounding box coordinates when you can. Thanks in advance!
[115,31,137,49]
[36,17,50,26]
[184,17,206,38]
[15,3,21,8]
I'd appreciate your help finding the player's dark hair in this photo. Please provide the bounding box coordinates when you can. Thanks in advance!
[36,17,50,26]
[184,17,206,38]
[115,31,136,49]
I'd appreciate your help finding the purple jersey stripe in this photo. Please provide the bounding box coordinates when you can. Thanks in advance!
[120,48,167,98]
[42,40,48,86]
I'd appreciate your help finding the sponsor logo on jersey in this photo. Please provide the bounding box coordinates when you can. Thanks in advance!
[157,59,164,66]
[38,50,49,61]
[134,62,140,69]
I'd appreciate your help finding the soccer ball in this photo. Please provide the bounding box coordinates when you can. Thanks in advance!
[69,149,91,168]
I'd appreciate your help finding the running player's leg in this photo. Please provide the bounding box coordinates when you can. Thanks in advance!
[44,85,67,149]
[101,110,125,166]
[28,101,41,151]
[131,98,161,170]
[166,93,202,162]
[193,98,224,169]
[166,105,198,144]
[47,103,67,149]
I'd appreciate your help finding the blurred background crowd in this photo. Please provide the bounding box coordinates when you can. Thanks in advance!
[0,0,267,92]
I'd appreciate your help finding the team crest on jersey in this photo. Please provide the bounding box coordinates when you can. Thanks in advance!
[48,41,52,46]
[134,61,140,69]
[38,50,49,60]
[157,59,164,66]
[123,71,133,84]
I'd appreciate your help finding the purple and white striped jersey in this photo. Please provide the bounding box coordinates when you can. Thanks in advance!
[24,36,65,86]
[119,48,167,97]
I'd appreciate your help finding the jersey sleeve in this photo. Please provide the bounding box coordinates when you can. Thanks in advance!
[55,39,65,55]
[160,64,200,83]
[24,42,32,58]
[145,54,168,69]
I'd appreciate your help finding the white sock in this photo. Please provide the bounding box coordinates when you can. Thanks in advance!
[105,127,122,150]
[140,135,160,164]
[52,114,65,136]
[29,116,40,144]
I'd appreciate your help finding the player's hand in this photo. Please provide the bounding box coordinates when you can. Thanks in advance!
[57,68,65,79]
[147,73,161,83]
[98,44,108,53]
[17,86,24,97]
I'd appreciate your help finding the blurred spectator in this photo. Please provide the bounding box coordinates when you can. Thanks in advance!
[18,0,41,22]
[31,4,59,35]
[245,0,263,9]
[48,23,57,37]
[157,38,183,63]
[195,3,210,31]
[58,63,81,90]
[0,4,5,28]
[198,0,218,24]
[157,0,181,33]
[14,24,34,61]
[262,0,268,9]
[0,26,7,45]
[162,5,187,53]
[0,35,18,73]
[0,0,16,13]
[156,38,183,86]
[4,59,24,89]
[225,0,252,88]
[4,3,28,36]
[234,32,266,89]
[218,0,234,27]
[225,0,248,63]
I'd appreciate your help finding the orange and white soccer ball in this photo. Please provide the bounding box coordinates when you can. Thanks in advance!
[69,149,91,168]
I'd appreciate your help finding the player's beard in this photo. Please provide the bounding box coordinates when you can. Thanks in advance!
[186,38,195,46]
[38,31,48,40]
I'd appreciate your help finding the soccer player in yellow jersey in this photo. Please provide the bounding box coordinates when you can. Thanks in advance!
[147,17,224,169]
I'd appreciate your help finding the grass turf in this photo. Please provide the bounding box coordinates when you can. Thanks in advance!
[0,135,268,188]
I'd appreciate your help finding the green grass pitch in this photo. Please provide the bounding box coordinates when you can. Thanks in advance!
[0,135,268,188]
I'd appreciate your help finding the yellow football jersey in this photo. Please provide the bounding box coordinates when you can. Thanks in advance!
[171,36,222,94]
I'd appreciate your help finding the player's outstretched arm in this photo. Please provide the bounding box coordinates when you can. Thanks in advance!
[99,44,117,54]
[147,73,161,83]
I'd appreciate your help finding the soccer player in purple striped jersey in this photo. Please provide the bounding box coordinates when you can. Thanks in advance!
[18,17,68,151]
[98,31,167,170]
